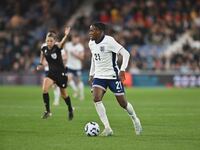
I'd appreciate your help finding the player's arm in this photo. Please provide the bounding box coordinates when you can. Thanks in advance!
[57,27,70,49]
[36,52,45,71]
[118,48,130,82]
[88,56,95,85]
[109,36,130,81]
[42,58,48,67]
[61,49,67,66]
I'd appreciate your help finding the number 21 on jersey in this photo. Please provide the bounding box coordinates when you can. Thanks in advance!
[115,81,122,90]
[94,53,101,61]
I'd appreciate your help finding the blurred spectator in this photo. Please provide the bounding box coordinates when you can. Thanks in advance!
[0,0,82,72]
[0,0,200,74]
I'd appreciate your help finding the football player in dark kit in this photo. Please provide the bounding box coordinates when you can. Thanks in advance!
[37,27,73,120]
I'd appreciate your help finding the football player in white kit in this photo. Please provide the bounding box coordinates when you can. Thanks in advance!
[63,33,85,100]
[88,22,142,136]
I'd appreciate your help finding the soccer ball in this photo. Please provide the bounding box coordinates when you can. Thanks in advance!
[84,122,100,136]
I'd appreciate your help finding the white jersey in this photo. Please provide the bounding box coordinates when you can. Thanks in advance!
[63,42,84,70]
[88,35,123,79]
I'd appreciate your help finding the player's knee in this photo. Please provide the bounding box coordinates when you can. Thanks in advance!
[42,88,48,93]
[68,74,73,80]
[117,98,127,109]
[60,92,66,98]
[119,102,126,109]
[60,91,68,99]
[93,95,101,102]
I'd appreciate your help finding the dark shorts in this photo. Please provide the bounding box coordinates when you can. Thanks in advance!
[92,78,125,96]
[46,71,68,88]
[67,68,82,77]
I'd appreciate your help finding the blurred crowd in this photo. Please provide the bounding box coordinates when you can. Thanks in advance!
[0,0,81,72]
[75,0,200,74]
[0,0,200,74]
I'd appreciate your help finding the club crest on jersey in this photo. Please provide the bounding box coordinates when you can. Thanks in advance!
[51,53,57,59]
[100,46,105,52]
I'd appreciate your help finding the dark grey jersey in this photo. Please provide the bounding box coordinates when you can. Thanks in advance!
[41,44,65,73]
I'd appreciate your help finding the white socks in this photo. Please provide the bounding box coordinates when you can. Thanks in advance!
[94,101,138,131]
[78,82,84,100]
[69,79,84,100]
[69,80,78,93]
[94,101,111,129]
[53,86,60,104]
[126,102,137,121]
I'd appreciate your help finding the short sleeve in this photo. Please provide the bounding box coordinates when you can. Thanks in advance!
[41,43,47,53]
[55,44,62,51]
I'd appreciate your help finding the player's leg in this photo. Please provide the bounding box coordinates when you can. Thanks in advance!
[92,79,113,136]
[41,77,54,119]
[60,88,74,120]
[77,76,84,101]
[68,73,78,98]
[115,95,142,135]
[109,79,142,135]
[53,85,60,106]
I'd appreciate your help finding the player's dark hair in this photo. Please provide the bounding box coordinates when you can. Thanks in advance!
[92,22,106,32]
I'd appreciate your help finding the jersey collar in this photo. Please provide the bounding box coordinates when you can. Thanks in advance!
[95,35,105,44]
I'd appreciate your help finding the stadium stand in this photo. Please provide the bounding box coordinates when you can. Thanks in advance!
[0,0,199,79]
[0,0,82,72]
[73,0,200,73]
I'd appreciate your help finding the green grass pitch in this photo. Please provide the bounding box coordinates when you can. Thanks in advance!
[0,86,200,150]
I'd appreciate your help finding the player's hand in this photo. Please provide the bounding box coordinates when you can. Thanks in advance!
[36,64,44,71]
[64,27,71,36]
[88,76,94,86]
[119,71,126,82]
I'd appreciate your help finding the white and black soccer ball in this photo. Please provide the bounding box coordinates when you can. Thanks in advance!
[84,122,100,136]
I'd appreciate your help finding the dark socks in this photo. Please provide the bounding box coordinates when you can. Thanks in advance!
[43,93,50,112]
[64,96,73,112]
